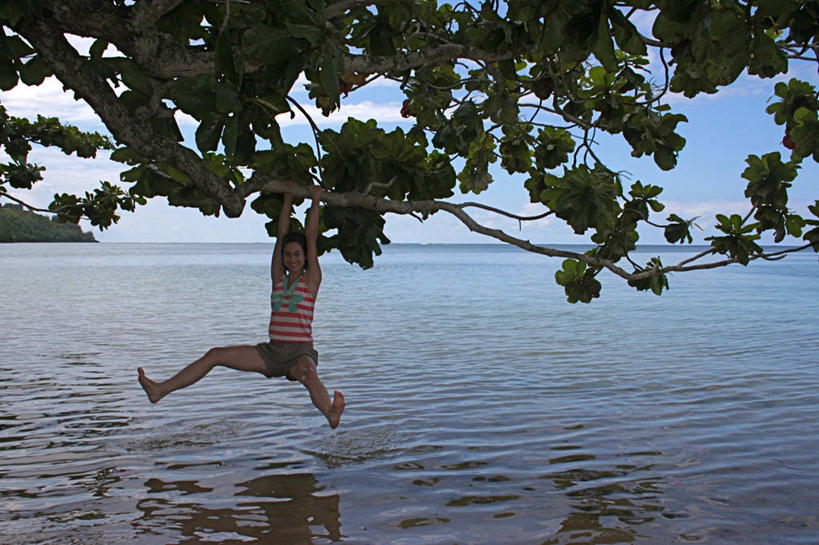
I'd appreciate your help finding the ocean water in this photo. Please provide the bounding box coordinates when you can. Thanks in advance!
[1,242,818,545]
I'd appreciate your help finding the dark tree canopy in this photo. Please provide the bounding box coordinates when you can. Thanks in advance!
[1,0,818,301]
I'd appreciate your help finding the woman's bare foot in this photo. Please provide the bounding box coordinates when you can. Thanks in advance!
[327,391,345,429]
[138,367,164,403]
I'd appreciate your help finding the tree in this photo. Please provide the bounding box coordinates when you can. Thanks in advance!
[1,0,817,302]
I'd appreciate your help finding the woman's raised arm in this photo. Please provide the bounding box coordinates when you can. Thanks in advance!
[271,191,293,283]
[304,185,323,296]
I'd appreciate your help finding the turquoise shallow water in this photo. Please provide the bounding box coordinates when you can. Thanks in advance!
[1,242,818,544]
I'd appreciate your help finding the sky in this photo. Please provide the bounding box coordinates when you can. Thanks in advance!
[1,36,817,245]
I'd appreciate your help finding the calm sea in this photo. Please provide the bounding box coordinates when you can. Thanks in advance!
[1,242,818,545]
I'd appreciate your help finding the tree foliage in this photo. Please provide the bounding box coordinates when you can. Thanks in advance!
[1,0,818,301]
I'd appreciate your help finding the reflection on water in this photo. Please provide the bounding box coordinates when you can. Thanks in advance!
[135,472,341,544]
[2,243,819,544]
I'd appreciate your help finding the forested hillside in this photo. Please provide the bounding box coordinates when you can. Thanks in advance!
[0,204,96,242]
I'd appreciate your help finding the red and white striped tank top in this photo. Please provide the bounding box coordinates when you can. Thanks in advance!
[268,274,315,343]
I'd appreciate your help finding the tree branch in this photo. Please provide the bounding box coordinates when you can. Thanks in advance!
[626,243,814,280]
[16,14,245,217]
[460,202,553,222]
[44,0,215,79]
[0,192,52,214]
[251,179,817,284]
[343,44,518,75]
[132,0,187,26]
[253,178,634,277]
[326,0,399,19]
[286,96,326,185]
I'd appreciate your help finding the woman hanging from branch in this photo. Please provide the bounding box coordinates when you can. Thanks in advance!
[138,184,345,429]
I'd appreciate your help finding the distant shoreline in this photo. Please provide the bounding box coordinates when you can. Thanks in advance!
[0,204,97,243]
[9,240,809,254]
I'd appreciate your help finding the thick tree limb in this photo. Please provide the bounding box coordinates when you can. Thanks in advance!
[43,1,509,83]
[326,0,400,19]
[343,44,518,75]
[132,0,188,26]
[44,0,215,79]
[16,14,245,216]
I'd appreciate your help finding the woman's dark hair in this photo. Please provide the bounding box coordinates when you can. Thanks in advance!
[281,232,308,269]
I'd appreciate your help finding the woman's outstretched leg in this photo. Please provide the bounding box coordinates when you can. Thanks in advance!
[138,345,266,403]
[290,357,345,429]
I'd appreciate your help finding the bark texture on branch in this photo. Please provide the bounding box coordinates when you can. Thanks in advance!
[17,13,245,216]
[44,0,215,79]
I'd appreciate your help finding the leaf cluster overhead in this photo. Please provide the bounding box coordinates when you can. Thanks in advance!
[1,0,817,301]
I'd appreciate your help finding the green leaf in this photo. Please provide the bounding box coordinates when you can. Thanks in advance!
[215,28,238,85]
[499,134,532,174]
[628,257,669,295]
[195,112,226,153]
[319,47,341,104]
[168,74,216,117]
[458,133,496,194]
[222,114,239,157]
[284,22,324,46]
[786,213,805,237]
[538,165,620,234]
[214,80,242,113]
[104,57,153,97]
[19,55,51,85]
[748,31,787,78]
[243,24,306,69]
[593,8,618,72]
[742,152,797,208]
[159,163,192,184]
[322,206,390,269]
[432,101,483,155]
[368,18,396,56]
[0,1,28,26]
[664,214,695,244]
[554,259,602,303]
[0,58,18,90]
[150,115,184,143]
[706,214,763,264]
[653,148,675,170]
[534,127,575,170]
[3,32,33,58]
[610,9,647,55]
[89,39,107,59]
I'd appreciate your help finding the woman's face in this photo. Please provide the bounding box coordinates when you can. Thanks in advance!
[283,241,306,275]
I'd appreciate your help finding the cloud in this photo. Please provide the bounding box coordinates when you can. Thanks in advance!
[662,199,750,219]
[1,71,406,132]
[3,147,123,212]
[0,79,103,124]
[172,99,409,129]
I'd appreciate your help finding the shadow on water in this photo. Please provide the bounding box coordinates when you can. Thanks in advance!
[133,471,341,544]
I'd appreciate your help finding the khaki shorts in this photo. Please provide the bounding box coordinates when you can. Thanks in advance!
[255,341,318,381]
